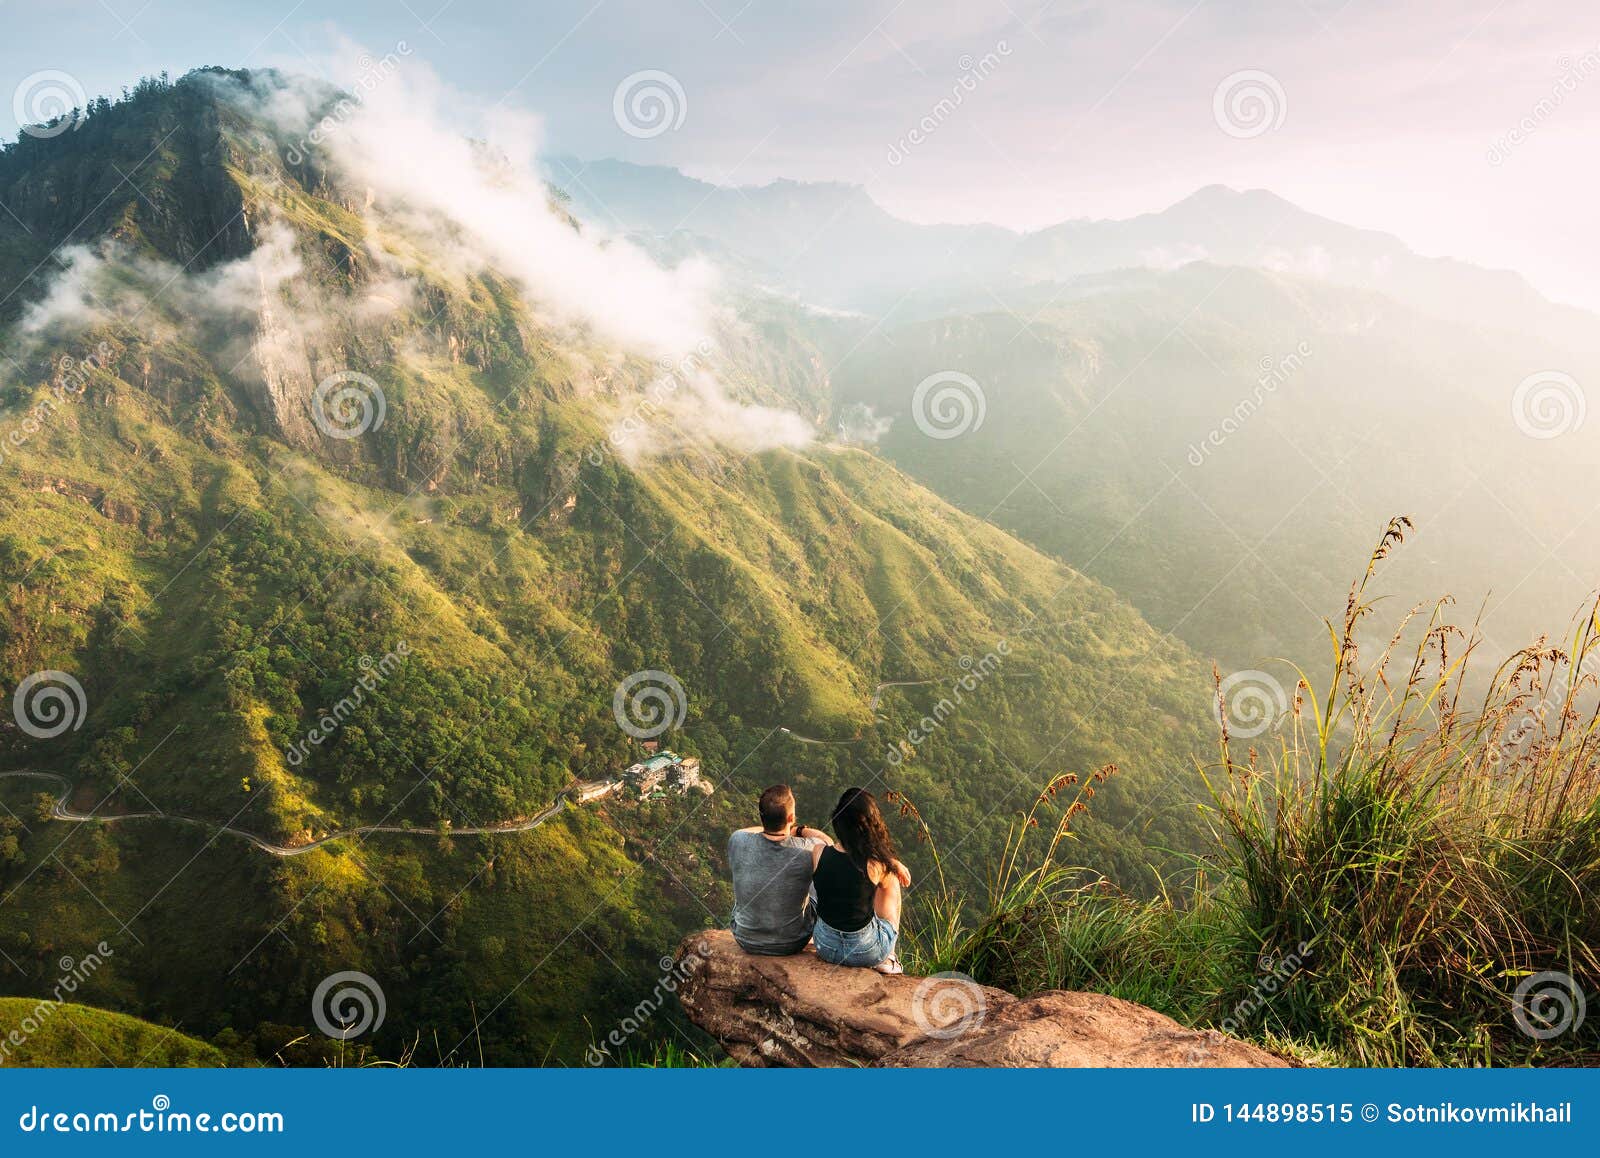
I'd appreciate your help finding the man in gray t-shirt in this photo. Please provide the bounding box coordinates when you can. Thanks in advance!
[727,784,834,955]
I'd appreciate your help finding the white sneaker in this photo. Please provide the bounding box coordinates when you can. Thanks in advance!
[873,954,904,975]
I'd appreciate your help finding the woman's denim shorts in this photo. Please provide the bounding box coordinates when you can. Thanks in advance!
[812,915,897,966]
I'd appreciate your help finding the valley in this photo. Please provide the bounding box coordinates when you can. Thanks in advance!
[1,60,1594,1067]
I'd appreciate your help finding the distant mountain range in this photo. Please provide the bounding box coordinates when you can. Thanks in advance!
[548,157,1600,349]
[550,155,1600,676]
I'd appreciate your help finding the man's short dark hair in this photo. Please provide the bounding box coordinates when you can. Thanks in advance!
[758,784,795,833]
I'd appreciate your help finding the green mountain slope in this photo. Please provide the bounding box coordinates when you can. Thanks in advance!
[816,266,1600,673]
[0,997,223,1066]
[0,70,1220,1062]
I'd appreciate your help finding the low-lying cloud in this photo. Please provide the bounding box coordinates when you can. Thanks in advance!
[11,51,815,461]
[834,402,893,445]
[300,61,717,359]
[17,222,305,369]
[251,50,812,456]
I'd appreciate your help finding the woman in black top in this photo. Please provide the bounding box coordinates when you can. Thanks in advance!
[809,787,910,973]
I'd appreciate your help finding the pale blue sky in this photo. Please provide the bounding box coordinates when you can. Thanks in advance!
[6,1,1599,307]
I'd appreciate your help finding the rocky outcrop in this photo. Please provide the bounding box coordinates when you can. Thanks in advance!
[674,931,1016,1066]
[874,990,1288,1068]
[22,473,158,534]
[674,930,1290,1068]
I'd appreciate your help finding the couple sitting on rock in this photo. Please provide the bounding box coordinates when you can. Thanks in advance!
[727,783,911,974]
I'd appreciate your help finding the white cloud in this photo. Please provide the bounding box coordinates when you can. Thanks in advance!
[9,54,818,458]
[679,373,815,452]
[18,222,303,339]
[834,402,893,444]
[244,53,816,457]
[17,246,113,336]
[297,58,720,360]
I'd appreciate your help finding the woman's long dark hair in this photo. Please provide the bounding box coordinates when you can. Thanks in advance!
[831,787,897,875]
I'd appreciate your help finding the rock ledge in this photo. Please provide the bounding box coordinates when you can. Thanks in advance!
[675,930,1290,1068]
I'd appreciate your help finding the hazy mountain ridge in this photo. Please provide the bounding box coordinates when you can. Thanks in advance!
[810,262,1600,671]
[547,157,1600,674]
[549,157,1600,348]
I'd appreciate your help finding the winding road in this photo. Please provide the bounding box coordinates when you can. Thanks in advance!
[779,672,1038,744]
[0,680,984,854]
[0,770,588,858]
[869,680,937,710]
[779,679,938,745]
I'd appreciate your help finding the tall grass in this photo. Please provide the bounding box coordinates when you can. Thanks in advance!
[900,519,1600,1066]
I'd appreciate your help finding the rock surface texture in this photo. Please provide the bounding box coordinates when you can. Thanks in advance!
[675,930,1291,1068]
